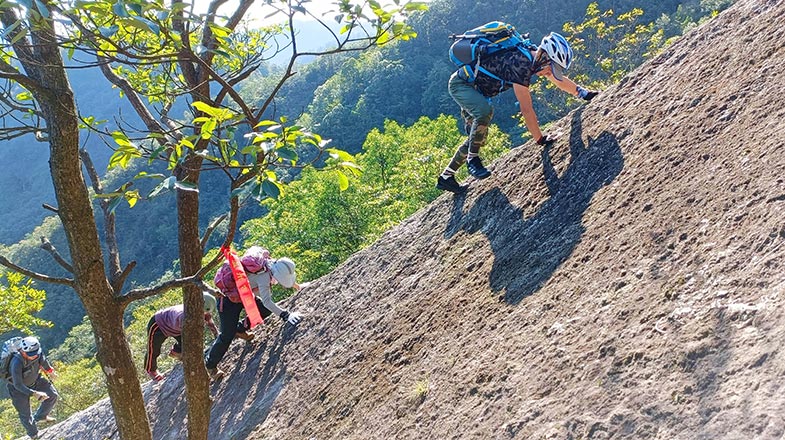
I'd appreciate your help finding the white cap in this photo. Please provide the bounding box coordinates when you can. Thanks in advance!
[203,293,217,314]
[270,258,296,288]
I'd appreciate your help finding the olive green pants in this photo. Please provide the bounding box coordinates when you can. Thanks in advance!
[444,72,493,175]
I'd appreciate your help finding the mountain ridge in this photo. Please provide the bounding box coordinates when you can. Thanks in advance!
[35,0,785,438]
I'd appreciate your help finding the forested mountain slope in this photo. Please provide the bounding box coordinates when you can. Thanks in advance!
[38,0,785,438]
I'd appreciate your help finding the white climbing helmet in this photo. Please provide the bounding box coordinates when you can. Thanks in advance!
[270,257,296,288]
[539,32,573,80]
[19,336,41,356]
[203,292,217,314]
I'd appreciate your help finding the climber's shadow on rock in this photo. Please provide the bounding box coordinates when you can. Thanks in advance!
[446,112,624,304]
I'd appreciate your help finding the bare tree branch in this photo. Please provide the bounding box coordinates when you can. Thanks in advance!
[97,58,174,139]
[111,260,136,294]
[190,55,256,122]
[0,125,39,141]
[0,255,74,286]
[118,275,200,306]
[198,0,252,71]
[200,214,227,253]
[0,58,44,95]
[40,237,74,273]
[80,148,123,279]
[118,258,220,305]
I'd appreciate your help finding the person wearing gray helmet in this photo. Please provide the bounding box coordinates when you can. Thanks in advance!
[5,336,58,439]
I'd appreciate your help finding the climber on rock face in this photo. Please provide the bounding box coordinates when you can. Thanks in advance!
[4,336,58,439]
[204,246,304,380]
[143,293,219,382]
[437,26,598,194]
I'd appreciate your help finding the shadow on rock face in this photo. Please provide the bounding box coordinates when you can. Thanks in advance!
[446,112,624,304]
[144,325,295,440]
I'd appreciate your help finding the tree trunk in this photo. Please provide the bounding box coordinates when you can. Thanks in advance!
[32,18,153,440]
[177,155,212,440]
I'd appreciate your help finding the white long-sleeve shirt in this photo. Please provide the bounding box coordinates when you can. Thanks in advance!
[246,270,285,317]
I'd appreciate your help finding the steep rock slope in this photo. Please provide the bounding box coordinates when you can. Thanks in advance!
[37,0,785,438]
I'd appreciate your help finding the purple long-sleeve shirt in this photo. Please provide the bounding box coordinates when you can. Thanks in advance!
[154,304,216,337]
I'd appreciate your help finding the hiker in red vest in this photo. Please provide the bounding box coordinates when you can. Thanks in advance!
[143,293,219,382]
[5,336,58,439]
[204,246,304,380]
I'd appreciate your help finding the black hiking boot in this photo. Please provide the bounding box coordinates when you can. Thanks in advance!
[436,175,467,193]
[467,157,491,179]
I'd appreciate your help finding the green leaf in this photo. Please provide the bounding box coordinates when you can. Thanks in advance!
[134,172,165,180]
[254,120,278,128]
[112,1,129,17]
[241,145,259,155]
[404,2,429,11]
[200,119,217,140]
[192,101,222,118]
[1,20,21,41]
[127,3,142,15]
[34,0,50,18]
[339,161,363,176]
[230,179,259,200]
[335,170,349,191]
[262,179,281,199]
[376,30,391,45]
[15,91,32,101]
[107,196,123,214]
[99,25,119,38]
[148,176,175,198]
[108,143,141,170]
[276,147,298,162]
[326,148,354,162]
[129,17,160,35]
[10,27,29,44]
[174,180,199,192]
[124,189,140,208]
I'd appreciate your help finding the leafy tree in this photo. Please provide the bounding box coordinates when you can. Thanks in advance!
[0,271,51,334]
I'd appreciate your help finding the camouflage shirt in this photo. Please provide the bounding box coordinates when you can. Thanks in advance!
[473,47,539,97]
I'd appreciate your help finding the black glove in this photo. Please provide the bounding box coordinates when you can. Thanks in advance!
[582,90,598,101]
[536,135,555,147]
[577,86,598,102]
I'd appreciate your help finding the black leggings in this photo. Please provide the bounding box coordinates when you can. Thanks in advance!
[204,296,272,369]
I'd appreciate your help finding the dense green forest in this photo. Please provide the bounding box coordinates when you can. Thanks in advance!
[0,0,732,436]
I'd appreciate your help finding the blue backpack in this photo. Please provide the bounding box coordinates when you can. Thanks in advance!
[449,21,536,85]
